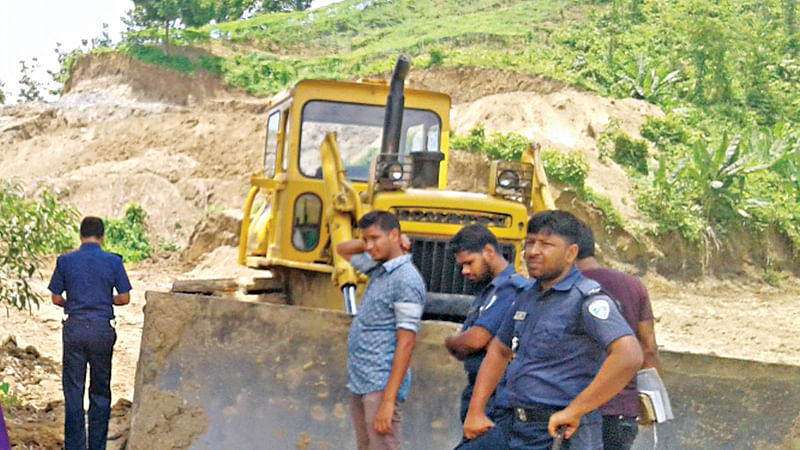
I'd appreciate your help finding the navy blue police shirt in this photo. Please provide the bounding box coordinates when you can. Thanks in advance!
[462,264,528,382]
[48,243,132,321]
[495,265,633,408]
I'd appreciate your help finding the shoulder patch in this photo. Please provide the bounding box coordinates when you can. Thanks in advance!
[588,299,610,320]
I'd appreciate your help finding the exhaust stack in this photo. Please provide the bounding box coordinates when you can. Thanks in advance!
[379,55,411,162]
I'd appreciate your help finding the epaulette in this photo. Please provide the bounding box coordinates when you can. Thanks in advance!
[574,277,603,297]
[110,252,124,262]
[575,277,622,311]
[508,274,530,290]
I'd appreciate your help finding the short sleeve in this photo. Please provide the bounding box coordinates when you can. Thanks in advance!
[114,258,132,294]
[637,281,654,322]
[471,286,517,337]
[393,269,425,333]
[494,305,516,347]
[48,257,65,295]
[581,294,634,349]
[349,253,378,274]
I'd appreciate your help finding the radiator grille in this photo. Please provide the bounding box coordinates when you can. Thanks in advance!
[409,236,516,296]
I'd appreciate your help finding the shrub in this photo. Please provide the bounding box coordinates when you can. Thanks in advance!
[599,127,649,175]
[541,149,589,189]
[104,203,152,263]
[451,125,529,160]
[0,180,78,311]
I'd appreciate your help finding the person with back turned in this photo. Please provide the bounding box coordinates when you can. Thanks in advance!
[48,217,131,450]
[336,210,426,449]
[463,210,643,449]
[576,221,663,449]
[444,224,528,447]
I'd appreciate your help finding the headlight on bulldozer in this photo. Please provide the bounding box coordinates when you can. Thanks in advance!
[489,161,533,205]
[382,161,405,182]
[497,169,521,189]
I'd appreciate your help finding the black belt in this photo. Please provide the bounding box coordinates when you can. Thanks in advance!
[513,405,561,423]
[63,316,116,328]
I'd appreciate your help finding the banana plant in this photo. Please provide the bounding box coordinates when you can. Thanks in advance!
[617,55,682,103]
[673,128,795,222]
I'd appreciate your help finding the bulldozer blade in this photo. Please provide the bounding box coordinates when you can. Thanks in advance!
[128,291,466,449]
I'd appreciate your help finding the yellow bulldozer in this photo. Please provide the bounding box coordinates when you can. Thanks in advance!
[127,56,555,449]
[238,55,554,319]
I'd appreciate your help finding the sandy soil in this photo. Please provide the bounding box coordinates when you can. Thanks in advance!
[1,54,799,447]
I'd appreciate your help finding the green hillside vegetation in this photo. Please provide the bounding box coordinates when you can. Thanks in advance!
[73,0,800,264]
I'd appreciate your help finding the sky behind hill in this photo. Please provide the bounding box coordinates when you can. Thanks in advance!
[0,0,341,104]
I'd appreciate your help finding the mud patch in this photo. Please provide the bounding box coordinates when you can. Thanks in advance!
[127,386,208,450]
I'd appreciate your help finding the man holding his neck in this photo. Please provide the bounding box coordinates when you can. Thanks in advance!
[336,210,426,449]
[576,222,663,450]
[463,210,643,449]
[48,217,131,450]
[444,224,528,434]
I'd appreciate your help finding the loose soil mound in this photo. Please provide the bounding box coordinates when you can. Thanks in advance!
[0,337,130,449]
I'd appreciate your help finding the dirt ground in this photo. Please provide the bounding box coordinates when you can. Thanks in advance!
[2,54,799,447]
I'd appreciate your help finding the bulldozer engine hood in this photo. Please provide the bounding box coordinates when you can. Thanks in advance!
[371,189,529,240]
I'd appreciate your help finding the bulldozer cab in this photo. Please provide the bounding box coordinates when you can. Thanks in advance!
[242,79,449,260]
[240,70,553,319]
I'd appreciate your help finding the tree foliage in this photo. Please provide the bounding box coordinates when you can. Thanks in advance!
[129,0,311,52]
[0,180,79,311]
[17,59,44,103]
[0,79,6,104]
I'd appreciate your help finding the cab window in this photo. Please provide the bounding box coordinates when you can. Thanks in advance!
[298,100,442,181]
[281,110,291,172]
[292,193,322,252]
[264,111,280,177]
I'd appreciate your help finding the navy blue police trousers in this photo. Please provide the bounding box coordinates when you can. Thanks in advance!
[62,318,116,450]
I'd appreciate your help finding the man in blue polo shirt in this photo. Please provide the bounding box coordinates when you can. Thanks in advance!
[336,210,426,449]
[463,210,642,449]
[48,217,131,450]
[444,224,527,437]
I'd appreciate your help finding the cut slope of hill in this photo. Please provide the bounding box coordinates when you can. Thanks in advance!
[2,54,660,259]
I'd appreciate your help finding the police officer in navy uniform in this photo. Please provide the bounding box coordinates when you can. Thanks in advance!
[48,217,131,450]
[463,210,643,449]
[444,224,528,444]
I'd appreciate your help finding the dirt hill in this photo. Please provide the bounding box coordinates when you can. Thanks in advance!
[2,56,661,259]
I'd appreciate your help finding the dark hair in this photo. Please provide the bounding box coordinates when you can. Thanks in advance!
[526,210,582,245]
[357,210,400,232]
[576,221,596,259]
[80,216,105,239]
[450,224,498,254]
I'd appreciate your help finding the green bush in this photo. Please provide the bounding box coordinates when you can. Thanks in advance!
[604,130,649,175]
[0,180,78,311]
[122,44,223,75]
[640,115,690,149]
[451,125,531,162]
[104,203,152,263]
[541,149,590,189]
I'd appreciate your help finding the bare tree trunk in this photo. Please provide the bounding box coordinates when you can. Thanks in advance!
[163,20,170,56]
